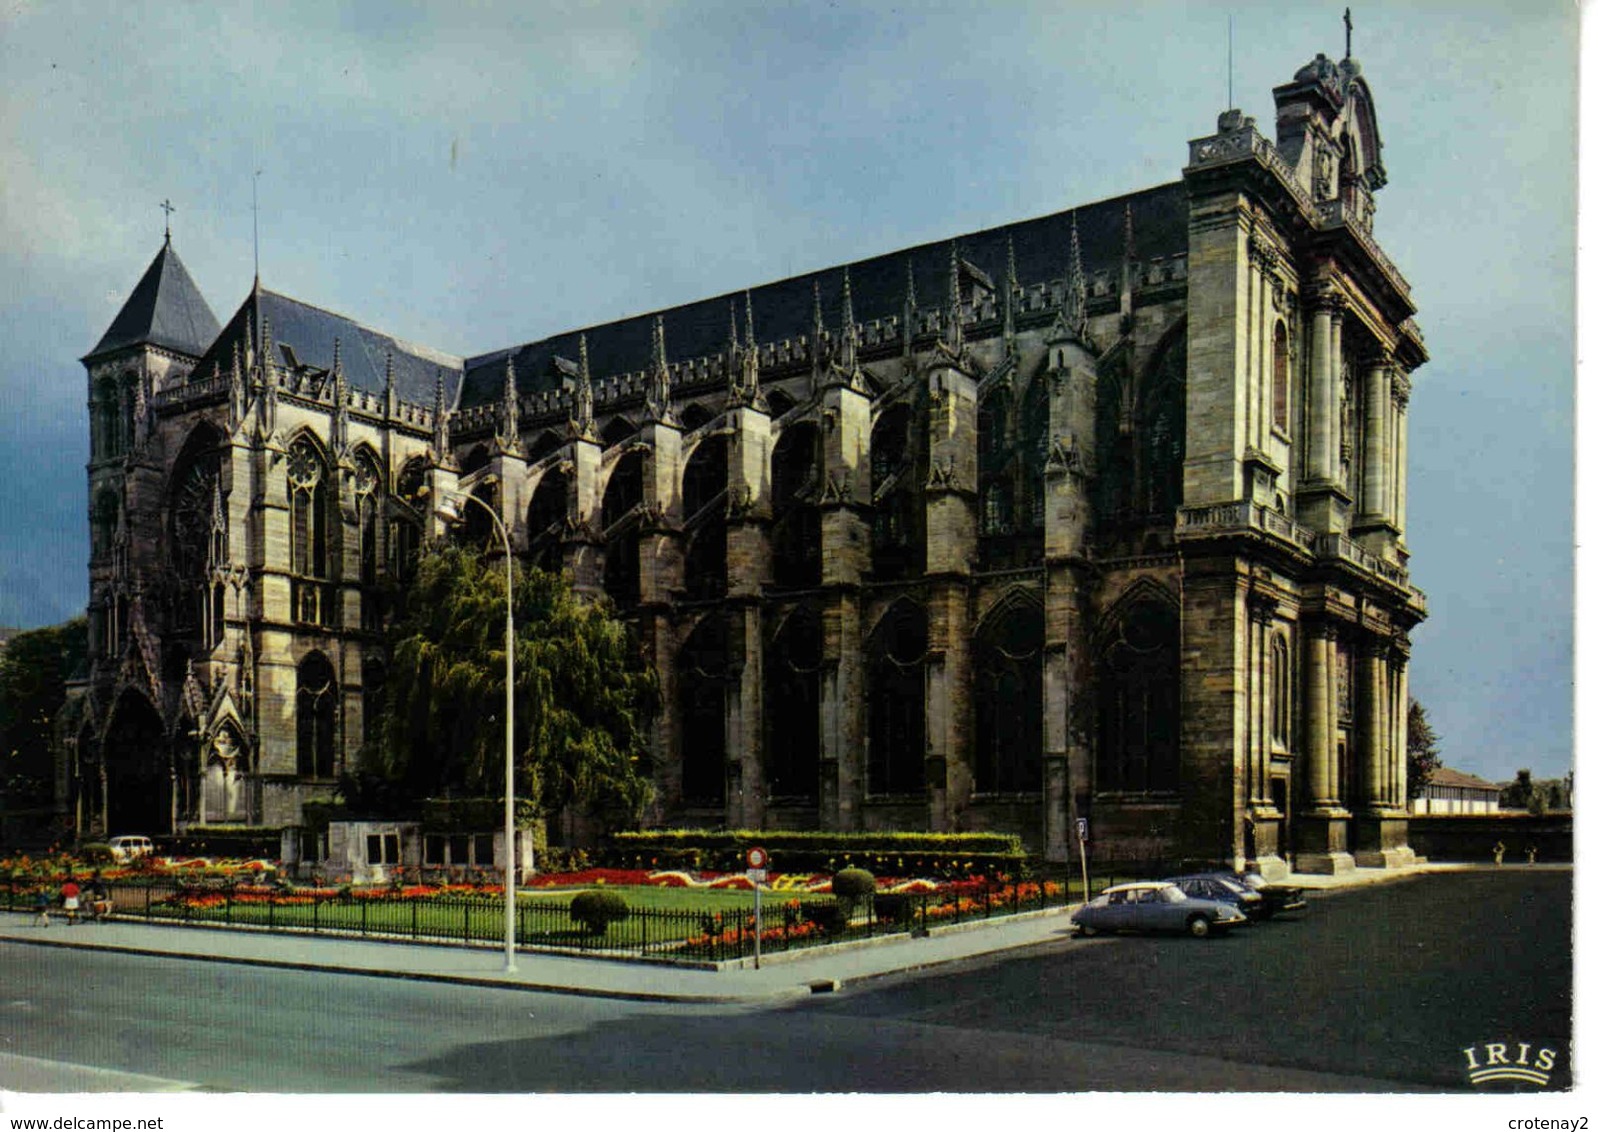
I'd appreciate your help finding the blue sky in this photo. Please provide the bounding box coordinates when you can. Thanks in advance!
[0,0,1576,785]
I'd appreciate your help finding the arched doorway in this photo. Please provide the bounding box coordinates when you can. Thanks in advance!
[102,691,171,834]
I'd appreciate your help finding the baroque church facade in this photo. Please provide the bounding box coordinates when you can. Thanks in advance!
[67,45,1426,876]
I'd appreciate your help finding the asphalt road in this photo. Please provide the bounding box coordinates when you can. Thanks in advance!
[0,870,1571,1093]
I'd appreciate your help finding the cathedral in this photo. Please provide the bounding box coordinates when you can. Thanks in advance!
[65,43,1426,876]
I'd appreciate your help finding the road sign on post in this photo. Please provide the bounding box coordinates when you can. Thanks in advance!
[746,847,768,967]
[1076,818,1090,905]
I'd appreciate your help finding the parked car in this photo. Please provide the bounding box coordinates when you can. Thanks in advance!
[1229,871,1308,918]
[1072,881,1250,939]
[107,835,153,863]
[1163,873,1267,921]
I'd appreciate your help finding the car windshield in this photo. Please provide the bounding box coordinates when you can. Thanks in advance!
[1160,887,1188,903]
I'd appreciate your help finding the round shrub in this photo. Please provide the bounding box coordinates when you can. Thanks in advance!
[569,889,629,935]
[831,867,876,901]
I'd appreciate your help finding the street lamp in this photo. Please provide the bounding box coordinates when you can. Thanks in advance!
[433,488,518,974]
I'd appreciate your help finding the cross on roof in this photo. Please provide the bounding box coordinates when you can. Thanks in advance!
[1344,7,1353,59]
[160,198,175,241]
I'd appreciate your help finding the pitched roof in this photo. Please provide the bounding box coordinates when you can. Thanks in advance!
[457,180,1188,411]
[1427,766,1501,792]
[192,288,465,410]
[87,239,221,359]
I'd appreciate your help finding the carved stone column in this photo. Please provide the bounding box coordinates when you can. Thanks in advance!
[1361,354,1391,524]
[1393,370,1411,542]
[1353,638,1415,867]
[1297,620,1354,874]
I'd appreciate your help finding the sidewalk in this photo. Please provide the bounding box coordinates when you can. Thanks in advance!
[0,861,1541,1003]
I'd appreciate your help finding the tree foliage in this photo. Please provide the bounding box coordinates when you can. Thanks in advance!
[1499,767,1562,814]
[367,545,658,829]
[0,619,86,807]
[1405,698,1441,800]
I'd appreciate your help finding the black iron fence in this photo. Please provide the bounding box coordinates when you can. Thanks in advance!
[0,873,1091,962]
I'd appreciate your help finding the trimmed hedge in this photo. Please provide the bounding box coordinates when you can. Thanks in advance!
[606,829,1026,877]
[165,827,283,860]
[569,889,630,935]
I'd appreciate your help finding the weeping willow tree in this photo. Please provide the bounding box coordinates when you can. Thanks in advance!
[367,544,657,830]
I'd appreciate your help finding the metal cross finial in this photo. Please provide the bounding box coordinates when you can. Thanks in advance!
[160,198,175,240]
[1344,7,1352,58]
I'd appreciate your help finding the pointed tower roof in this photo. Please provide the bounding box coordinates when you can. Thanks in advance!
[87,239,220,360]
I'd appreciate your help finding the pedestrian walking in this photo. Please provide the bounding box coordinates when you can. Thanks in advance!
[1492,841,1506,866]
[33,889,50,927]
[1526,845,1538,865]
[60,879,80,925]
[86,872,112,921]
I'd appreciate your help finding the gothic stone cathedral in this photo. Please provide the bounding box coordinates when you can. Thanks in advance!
[69,48,1425,877]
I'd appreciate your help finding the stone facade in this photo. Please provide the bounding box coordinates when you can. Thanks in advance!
[67,45,1426,876]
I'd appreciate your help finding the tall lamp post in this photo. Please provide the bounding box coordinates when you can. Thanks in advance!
[433,489,518,973]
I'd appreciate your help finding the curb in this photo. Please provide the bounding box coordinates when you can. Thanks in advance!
[0,931,814,1005]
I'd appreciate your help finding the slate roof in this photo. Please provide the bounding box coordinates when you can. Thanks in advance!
[193,287,465,409]
[458,180,1188,411]
[87,239,221,360]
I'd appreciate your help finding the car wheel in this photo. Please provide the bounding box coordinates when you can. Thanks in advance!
[1077,924,1098,938]
[1186,914,1212,939]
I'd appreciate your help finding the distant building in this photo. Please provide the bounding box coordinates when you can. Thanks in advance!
[63,37,1426,877]
[1410,767,1501,815]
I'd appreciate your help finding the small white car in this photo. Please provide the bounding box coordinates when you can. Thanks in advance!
[107,835,154,863]
[1072,881,1250,938]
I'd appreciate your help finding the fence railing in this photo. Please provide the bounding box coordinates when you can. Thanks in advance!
[0,872,1133,962]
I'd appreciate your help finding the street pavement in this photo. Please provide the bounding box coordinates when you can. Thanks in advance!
[0,861,1522,1004]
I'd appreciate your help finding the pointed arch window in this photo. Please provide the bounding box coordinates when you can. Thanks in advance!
[682,435,728,600]
[771,423,822,589]
[169,428,225,640]
[974,599,1043,793]
[94,378,121,460]
[353,450,383,586]
[677,615,731,807]
[91,491,119,562]
[296,651,338,779]
[1096,597,1180,793]
[287,439,328,579]
[765,606,821,802]
[602,449,645,608]
[867,601,927,796]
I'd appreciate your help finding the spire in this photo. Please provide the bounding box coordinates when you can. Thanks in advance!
[727,299,740,374]
[432,369,451,456]
[944,241,964,354]
[1119,201,1137,330]
[839,267,857,372]
[903,257,918,357]
[499,354,522,450]
[572,334,596,439]
[1065,211,1087,340]
[331,337,350,456]
[812,279,826,365]
[739,290,762,408]
[646,315,675,423]
[1002,233,1019,346]
[228,338,244,426]
[383,351,396,417]
[259,314,278,433]
[88,238,220,359]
